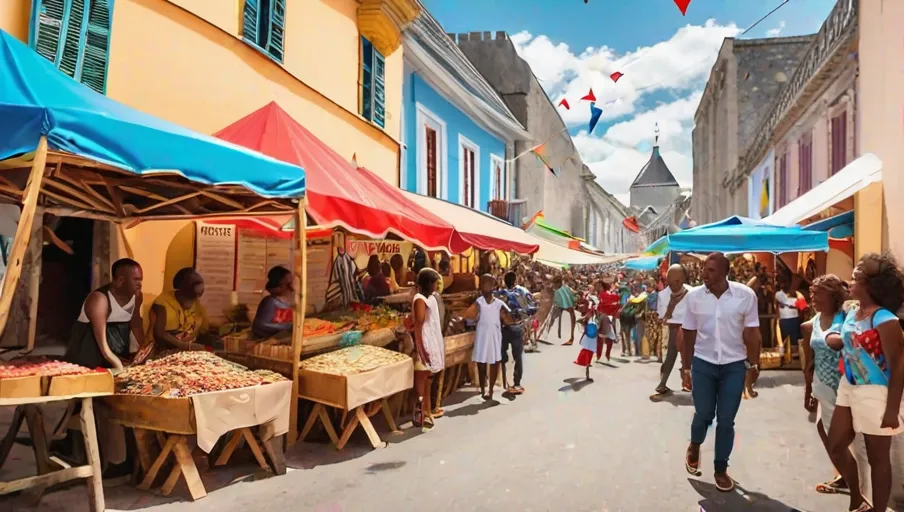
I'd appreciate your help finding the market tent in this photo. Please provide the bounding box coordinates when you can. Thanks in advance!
[400,191,539,254]
[215,102,467,253]
[522,211,584,249]
[764,154,881,226]
[624,256,664,271]
[668,216,828,254]
[0,30,304,199]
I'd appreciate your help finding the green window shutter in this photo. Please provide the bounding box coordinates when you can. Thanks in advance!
[267,0,285,62]
[80,0,111,93]
[59,0,87,80]
[33,0,66,65]
[372,48,385,128]
[361,37,373,121]
[242,0,259,46]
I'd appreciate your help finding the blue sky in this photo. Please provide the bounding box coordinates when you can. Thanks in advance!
[422,0,837,204]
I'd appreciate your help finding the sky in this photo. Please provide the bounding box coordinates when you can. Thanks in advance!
[421,0,837,205]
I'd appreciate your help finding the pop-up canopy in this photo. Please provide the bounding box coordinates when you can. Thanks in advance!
[215,102,469,253]
[667,216,828,254]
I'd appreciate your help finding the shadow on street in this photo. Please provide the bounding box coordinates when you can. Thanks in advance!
[690,478,806,511]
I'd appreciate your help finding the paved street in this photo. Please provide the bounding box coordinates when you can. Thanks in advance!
[7,327,900,512]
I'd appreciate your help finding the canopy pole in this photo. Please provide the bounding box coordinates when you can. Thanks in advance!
[0,136,47,340]
[288,198,307,447]
[117,224,135,259]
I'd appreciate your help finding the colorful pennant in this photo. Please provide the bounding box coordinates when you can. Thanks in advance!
[558,98,571,110]
[580,89,596,102]
[610,71,624,83]
[589,102,603,134]
[674,0,691,16]
[532,144,559,177]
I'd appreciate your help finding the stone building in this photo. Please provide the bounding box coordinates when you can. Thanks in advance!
[629,128,681,212]
[453,31,592,237]
[692,36,814,223]
[583,171,644,254]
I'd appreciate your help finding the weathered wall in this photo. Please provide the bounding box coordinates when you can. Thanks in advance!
[629,185,680,213]
[584,180,641,254]
[455,31,588,237]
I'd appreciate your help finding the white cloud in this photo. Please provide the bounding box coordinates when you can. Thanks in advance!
[766,21,786,37]
[510,20,742,205]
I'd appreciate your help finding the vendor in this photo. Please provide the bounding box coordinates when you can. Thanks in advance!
[148,267,218,351]
[381,261,401,294]
[362,255,391,299]
[252,265,294,340]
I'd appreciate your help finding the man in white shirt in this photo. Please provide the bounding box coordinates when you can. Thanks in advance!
[681,253,760,492]
[774,281,802,346]
[654,264,694,395]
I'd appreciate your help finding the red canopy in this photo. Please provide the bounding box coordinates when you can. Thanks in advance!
[214,102,468,253]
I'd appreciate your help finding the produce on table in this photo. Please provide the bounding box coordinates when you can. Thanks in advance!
[115,351,287,398]
[303,318,341,337]
[0,359,101,379]
[299,345,409,376]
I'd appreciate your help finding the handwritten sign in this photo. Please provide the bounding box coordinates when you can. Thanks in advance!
[345,239,413,270]
[194,221,236,325]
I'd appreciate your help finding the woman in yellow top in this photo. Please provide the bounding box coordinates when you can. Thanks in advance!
[148,267,217,351]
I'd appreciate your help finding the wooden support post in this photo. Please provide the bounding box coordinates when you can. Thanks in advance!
[289,198,307,447]
[78,399,105,512]
[117,224,134,259]
[0,137,47,341]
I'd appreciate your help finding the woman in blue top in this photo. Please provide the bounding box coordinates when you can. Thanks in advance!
[800,275,847,495]
[826,253,904,512]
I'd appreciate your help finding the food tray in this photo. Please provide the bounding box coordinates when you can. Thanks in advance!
[48,371,113,396]
[297,357,413,411]
[0,375,42,399]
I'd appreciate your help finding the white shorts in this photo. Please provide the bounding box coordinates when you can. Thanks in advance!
[835,378,904,436]
[811,377,837,431]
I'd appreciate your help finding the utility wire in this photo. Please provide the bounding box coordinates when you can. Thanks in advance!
[742,0,792,35]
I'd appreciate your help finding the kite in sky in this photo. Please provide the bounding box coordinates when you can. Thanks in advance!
[589,102,603,134]
[674,0,691,16]
[558,98,570,110]
[610,71,624,83]
[580,89,596,102]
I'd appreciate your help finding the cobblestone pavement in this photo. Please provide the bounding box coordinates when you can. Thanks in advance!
[5,325,904,511]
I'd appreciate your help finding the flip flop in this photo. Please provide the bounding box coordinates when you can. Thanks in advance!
[816,475,848,494]
[685,447,701,476]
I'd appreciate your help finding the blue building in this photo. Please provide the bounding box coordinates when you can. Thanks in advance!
[400,11,527,213]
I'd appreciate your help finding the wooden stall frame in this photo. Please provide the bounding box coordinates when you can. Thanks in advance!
[289,199,307,447]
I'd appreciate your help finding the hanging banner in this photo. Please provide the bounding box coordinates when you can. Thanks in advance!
[748,148,776,219]
[346,238,413,269]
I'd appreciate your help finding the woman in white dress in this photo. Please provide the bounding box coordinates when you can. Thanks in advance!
[412,268,445,428]
[465,274,511,401]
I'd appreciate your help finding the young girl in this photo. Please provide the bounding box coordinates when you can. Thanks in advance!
[411,268,445,429]
[574,315,599,380]
[465,274,511,401]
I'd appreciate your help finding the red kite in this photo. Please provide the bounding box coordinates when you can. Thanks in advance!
[558,98,570,110]
[580,88,596,102]
[610,71,624,83]
[674,0,691,15]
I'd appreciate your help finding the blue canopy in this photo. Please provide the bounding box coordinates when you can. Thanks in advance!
[0,30,304,198]
[667,216,828,254]
[624,256,664,271]
[804,210,854,233]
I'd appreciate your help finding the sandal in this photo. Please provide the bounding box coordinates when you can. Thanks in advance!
[685,445,701,476]
[562,340,574,346]
[514,386,525,394]
[816,475,848,494]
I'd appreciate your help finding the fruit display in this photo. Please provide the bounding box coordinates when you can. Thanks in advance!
[0,359,101,379]
[115,351,287,398]
[299,345,409,376]
[303,318,343,337]
[318,306,402,332]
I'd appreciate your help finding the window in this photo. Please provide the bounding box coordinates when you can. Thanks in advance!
[360,37,386,128]
[490,155,506,200]
[458,136,479,209]
[777,149,789,208]
[30,0,112,94]
[798,133,813,194]
[425,127,437,197]
[416,104,446,199]
[830,110,847,175]
[242,0,286,62]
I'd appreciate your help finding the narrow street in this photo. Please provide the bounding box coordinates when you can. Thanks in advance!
[62,328,860,512]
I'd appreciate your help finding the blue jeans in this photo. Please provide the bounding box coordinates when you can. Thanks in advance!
[690,357,747,473]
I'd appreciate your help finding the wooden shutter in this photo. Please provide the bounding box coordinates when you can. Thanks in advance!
[243,0,259,46]
[361,38,373,121]
[798,135,812,193]
[426,128,437,197]
[372,48,386,128]
[461,146,469,206]
[469,150,476,207]
[34,0,66,65]
[58,0,87,79]
[831,111,847,175]
[267,0,285,62]
[80,0,111,94]
[494,162,502,200]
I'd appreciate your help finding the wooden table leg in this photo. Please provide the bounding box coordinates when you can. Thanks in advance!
[240,428,270,472]
[23,404,52,505]
[298,403,321,443]
[355,406,385,449]
[78,399,105,512]
[169,436,206,500]
[380,398,402,435]
[335,408,361,451]
[260,435,286,476]
[0,405,25,471]
[317,404,340,446]
[133,428,157,475]
[139,434,177,490]
[214,430,244,468]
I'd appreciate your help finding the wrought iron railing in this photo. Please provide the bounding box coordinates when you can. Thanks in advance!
[487,198,528,226]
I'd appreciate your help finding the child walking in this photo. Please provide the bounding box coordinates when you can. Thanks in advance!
[411,268,445,429]
[574,315,600,381]
[464,274,511,401]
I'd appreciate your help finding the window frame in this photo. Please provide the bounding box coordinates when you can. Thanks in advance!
[458,135,480,209]
[489,154,506,201]
[829,107,848,176]
[359,36,386,128]
[798,131,813,195]
[241,0,286,64]
[415,103,447,200]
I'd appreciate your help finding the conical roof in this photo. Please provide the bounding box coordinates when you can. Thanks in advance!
[631,145,678,188]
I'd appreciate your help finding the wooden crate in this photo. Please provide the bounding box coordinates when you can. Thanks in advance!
[0,375,42,399]
[444,332,475,367]
[103,394,196,434]
[297,357,413,411]
[48,371,113,396]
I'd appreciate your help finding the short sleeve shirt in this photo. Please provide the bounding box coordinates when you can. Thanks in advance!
[682,281,759,365]
[840,307,898,386]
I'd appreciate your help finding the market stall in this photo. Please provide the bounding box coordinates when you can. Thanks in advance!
[0,30,305,507]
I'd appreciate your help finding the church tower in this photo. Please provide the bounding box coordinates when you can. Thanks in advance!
[629,123,680,212]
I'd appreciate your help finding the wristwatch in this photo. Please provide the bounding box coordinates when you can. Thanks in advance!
[745,361,759,371]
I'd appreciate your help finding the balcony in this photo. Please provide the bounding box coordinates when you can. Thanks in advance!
[358,0,421,56]
[488,198,528,226]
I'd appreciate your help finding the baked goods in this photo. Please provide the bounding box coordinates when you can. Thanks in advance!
[115,351,287,398]
[299,345,409,376]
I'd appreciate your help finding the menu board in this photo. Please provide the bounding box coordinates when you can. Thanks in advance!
[194,222,237,325]
[306,238,332,314]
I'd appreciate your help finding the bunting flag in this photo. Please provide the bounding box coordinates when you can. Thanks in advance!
[558,98,570,110]
[674,0,691,16]
[610,71,624,83]
[532,144,559,177]
[580,88,596,102]
[623,216,640,233]
[589,102,603,134]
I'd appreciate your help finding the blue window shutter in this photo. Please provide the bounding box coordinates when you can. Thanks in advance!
[267,0,285,62]
[80,0,111,94]
[242,0,259,46]
[372,48,385,128]
[59,0,88,80]
[361,37,373,121]
[33,0,66,65]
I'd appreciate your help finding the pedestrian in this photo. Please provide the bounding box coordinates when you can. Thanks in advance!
[776,278,803,347]
[800,274,849,495]
[411,268,445,429]
[497,271,534,394]
[552,274,577,345]
[654,264,693,396]
[681,252,761,492]
[574,315,599,381]
[826,253,904,512]
[645,278,663,361]
[465,274,511,401]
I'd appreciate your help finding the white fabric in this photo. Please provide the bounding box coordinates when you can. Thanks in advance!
[657,284,693,325]
[812,377,837,431]
[472,296,507,364]
[191,380,292,453]
[681,281,759,365]
[580,319,598,351]
[835,379,904,436]
[775,290,799,319]
[413,293,445,372]
[76,290,135,323]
